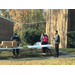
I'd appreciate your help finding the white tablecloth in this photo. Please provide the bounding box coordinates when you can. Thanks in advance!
[0,47,23,49]
[27,42,53,49]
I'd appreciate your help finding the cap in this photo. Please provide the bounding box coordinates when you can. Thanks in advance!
[15,33,17,35]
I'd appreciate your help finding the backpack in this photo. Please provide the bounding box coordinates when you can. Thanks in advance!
[43,36,48,42]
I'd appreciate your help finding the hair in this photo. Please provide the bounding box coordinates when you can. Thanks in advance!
[56,30,58,33]
[43,32,44,35]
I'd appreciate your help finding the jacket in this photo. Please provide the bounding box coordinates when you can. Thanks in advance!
[40,35,48,43]
[54,34,60,44]
[40,35,44,43]
[10,36,20,46]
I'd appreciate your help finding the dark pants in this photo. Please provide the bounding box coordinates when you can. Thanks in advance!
[13,49,19,55]
[55,44,59,57]
[42,42,48,53]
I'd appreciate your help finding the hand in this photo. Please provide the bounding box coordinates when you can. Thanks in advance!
[13,39,16,41]
[53,37,54,39]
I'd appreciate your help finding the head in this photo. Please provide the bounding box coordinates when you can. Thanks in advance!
[44,32,46,36]
[14,33,17,37]
[55,30,58,35]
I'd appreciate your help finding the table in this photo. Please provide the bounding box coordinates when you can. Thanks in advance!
[0,47,23,57]
[27,42,53,54]
[27,44,53,49]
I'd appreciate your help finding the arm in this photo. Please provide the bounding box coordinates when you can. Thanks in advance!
[17,37,21,43]
[53,38,55,40]
[40,35,42,41]
[10,36,14,41]
[40,35,44,41]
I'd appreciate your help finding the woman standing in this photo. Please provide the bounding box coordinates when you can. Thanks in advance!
[40,33,48,55]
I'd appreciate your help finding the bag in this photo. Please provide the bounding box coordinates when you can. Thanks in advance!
[43,36,48,42]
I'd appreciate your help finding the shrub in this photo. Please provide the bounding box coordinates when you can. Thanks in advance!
[23,29,41,45]
[67,31,75,46]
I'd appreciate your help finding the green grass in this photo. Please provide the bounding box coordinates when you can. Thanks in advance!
[0,58,75,65]
[0,47,75,65]
[0,48,52,60]
[0,47,75,60]
[60,48,75,55]
[0,42,75,65]
[0,46,75,61]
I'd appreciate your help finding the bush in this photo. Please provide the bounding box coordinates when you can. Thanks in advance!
[67,31,75,46]
[23,29,41,45]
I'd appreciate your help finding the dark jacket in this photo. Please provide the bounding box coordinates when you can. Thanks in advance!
[54,34,60,44]
[10,36,20,46]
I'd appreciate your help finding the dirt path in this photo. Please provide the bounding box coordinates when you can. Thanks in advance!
[1,51,75,61]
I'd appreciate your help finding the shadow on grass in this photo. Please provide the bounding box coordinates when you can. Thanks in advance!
[1,47,75,60]
[59,48,75,55]
[0,48,52,60]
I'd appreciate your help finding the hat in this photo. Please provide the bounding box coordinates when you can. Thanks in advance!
[15,33,17,35]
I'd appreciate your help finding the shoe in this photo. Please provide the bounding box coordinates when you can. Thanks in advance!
[13,55,15,57]
[57,56,59,57]
[17,54,20,57]
[43,53,46,55]
[54,55,58,57]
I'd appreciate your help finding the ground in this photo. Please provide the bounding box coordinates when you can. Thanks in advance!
[0,50,75,65]
[0,48,75,65]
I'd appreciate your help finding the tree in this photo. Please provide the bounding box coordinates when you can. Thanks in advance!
[0,9,46,42]
[67,31,75,47]
[0,9,11,18]
[23,29,41,45]
[23,9,46,32]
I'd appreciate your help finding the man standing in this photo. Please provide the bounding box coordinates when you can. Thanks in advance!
[10,33,20,57]
[53,30,60,57]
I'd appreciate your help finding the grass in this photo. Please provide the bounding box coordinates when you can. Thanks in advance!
[0,47,75,60]
[0,48,52,60]
[0,58,75,65]
[0,46,75,65]
[60,48,75,55]
[0,42,55,60]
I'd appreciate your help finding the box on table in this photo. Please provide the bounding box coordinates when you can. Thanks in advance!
[12,41,18,48]
[1,41,12,48]
[6,41,12,48]
[1,41,18,48]
[0,44,2,48]
[1,41,8,48]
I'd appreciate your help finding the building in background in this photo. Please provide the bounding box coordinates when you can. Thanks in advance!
[0,16,14,43]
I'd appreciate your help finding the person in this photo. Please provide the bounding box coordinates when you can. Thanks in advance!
[41,32,48,55]
[53,30,60,57]
[10,33,20,57]
[40,32,48,44]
